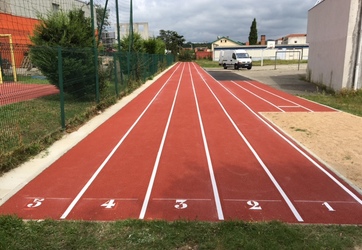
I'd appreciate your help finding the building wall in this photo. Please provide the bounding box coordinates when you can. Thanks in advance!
[0,0,93,67]
[307,0,362,90]
[1,0,91,19]
[283,35,307,45]
[118,22,149,40]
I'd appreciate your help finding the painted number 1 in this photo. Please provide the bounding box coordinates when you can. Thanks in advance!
[322,202,335,212]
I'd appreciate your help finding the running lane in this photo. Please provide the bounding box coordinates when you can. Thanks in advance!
[190,63,300,222]
[194,64,362,224]
[0,63,184,220]
[228,80,334,112]
[138,62,222,221]
[1,62,361,224]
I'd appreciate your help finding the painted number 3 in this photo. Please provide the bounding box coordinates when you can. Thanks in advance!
[175,200,187,209]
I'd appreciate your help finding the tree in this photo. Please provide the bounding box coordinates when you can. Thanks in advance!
[143,37,166,55]
[29,9,97,98]
[157,30,185,56]
[248,18,258,45]
[95,4,110,31]
[120,33,144,52]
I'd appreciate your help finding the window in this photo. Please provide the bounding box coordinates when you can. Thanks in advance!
[52,3,59,12]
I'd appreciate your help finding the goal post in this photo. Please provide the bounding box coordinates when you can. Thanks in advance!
[0,34,17,84]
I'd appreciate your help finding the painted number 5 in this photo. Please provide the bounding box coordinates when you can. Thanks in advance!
[27,198,44,208]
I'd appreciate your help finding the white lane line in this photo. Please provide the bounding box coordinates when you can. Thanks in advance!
[243,80,314,112]
[189,63,224,220]
[60,63,182,220]
[193,64,304,222]
[138,64,185,219]
[230,80,285,112]
[294,200,356,204]
[206,69,362,206]
[152,198,212,201]
[224,199,281,202]
[278,106,302,108]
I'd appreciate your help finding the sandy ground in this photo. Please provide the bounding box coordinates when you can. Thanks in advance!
[235,65,362,193]
[262,111,362,192]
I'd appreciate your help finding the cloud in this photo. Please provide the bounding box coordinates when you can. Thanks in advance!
[99,0,317,42]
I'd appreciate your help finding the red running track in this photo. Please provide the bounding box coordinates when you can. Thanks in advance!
[0,82,59,106]
[1,62,361,224]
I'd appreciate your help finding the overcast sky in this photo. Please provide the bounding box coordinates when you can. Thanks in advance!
[101,0,318,43]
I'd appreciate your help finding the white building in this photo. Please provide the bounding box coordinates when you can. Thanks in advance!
[0,0,92,19]
[117,22,149,40]
[307,0,362,90]
[279,34,307,45]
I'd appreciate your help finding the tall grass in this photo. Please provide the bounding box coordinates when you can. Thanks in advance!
[303,89,362,117]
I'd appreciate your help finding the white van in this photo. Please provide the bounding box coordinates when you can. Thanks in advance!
[218,49,252,70]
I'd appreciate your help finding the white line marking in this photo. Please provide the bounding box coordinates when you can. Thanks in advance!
[190,63,224,220]
[230,81,285,112]
[224,199,281,202]
[206,69,362,206]
[294,200,356,204]
[138,64,185,219]
[194,64,304,222]
[60,64,182,220]
[152,198,212,201]
[243,80,314,112]
[278,106,302,108]
[82,198,138,201]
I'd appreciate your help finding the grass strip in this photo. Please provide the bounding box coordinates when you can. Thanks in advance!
[0,215,361,249]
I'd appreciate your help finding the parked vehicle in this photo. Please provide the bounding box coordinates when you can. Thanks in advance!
[218,49,252,70]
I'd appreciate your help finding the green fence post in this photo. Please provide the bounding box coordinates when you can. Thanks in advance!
[90,0,100,103]
[113,53,119,96]
[58,47,66,130]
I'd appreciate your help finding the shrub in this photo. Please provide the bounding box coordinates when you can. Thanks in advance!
[29,9,97,99]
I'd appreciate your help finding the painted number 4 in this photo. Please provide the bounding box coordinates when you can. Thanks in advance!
[101,199,116,209]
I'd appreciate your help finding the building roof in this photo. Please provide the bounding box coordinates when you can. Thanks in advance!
[211,36,242,45]
[283,34,307,38]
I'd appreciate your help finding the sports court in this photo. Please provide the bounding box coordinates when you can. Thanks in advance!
[1,62,361,224]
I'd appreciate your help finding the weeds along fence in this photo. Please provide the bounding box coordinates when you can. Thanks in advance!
[0,45,174,174]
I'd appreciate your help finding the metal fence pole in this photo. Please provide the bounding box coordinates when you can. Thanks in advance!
[113,53,119,96]
[90,0,100,103]
[58,47,66,130]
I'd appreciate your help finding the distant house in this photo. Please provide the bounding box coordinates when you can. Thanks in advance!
[211,35,309,62]
[307,0,361,90]
[278,34,307,45]
[211,36,242,51]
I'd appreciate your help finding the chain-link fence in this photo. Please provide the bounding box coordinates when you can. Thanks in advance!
[0,44,174,174]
